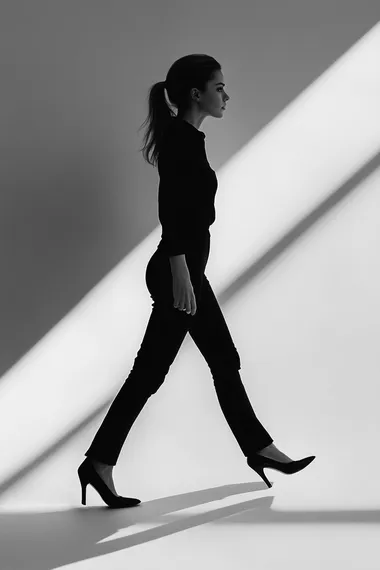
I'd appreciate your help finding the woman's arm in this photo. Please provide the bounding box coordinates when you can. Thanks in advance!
[169,254,190,279]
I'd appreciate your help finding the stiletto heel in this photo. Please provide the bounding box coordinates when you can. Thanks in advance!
[247,453,315,489]
[250,464,272,488]
[79,477,87,505]
[77,457,142,508]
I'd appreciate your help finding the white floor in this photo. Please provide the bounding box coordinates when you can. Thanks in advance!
[1,427,379,570]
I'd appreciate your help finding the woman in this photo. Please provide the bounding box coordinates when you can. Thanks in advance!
[77,54,315,508]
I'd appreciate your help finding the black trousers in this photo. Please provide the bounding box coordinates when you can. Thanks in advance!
[84,248,273,465]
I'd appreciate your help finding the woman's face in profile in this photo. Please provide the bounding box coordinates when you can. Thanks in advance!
[199,70,230,118]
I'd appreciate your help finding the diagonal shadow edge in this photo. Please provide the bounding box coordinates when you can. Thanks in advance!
[1,147,379,496]
[218,147,380,306]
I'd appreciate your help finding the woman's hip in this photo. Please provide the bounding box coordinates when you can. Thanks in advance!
[145,248,206,305]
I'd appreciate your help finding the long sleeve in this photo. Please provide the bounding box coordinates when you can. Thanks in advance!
[157,119,218,257]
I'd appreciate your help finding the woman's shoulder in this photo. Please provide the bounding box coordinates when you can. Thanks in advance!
[159,119,191,154]
[162,117,186,139]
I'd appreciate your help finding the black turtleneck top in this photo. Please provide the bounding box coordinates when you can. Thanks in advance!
[155,117,218,270]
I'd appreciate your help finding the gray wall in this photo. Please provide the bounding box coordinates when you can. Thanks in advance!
[1,0,379,376]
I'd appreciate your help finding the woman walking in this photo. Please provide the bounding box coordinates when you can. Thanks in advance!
[77,54,315,508]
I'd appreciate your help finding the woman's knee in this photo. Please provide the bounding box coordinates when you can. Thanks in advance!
[208,348,241,376]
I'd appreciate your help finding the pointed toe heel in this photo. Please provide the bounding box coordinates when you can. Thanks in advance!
[247,453,315,488]
[77,458,141,508]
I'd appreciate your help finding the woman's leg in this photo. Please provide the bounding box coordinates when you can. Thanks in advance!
[84,251,193,465]
[188,274,274,457]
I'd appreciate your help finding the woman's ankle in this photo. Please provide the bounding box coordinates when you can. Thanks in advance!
[258,443,274,453]
[91,458,113,470]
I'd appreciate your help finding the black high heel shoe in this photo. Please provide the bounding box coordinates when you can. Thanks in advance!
[247,453,316,488]
[78,457,141,508]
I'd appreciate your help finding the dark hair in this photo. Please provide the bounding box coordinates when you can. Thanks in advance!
[138,54,221,167]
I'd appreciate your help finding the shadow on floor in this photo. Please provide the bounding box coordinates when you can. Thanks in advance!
[1,481,379,570]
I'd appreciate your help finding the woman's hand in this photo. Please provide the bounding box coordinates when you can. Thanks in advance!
[172,273,197,316]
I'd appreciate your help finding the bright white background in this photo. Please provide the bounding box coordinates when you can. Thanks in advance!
[0,1,380,569]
